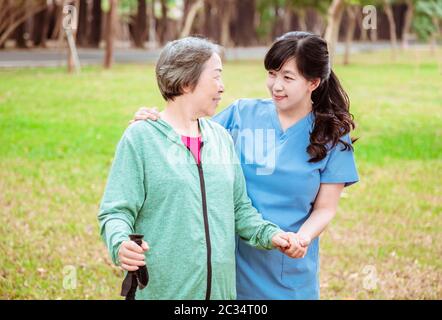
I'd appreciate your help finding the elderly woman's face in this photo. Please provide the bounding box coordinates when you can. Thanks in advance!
[190,53,224,117]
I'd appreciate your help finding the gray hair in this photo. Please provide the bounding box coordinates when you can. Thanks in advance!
[155,37,220,101]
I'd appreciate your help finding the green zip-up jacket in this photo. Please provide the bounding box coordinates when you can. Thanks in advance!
[97,118,283,300]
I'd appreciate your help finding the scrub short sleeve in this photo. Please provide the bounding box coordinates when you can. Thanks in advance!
[320,133,359,187]
[212,100,240,131]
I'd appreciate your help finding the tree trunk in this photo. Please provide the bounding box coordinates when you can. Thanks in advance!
[272,1,284,39]
[282,1,292,34]
[203,0,212,39]
[219,0,233,47]
[158,0,168,45]
[147,0,157,48]
[383,0,398,60]
[297,9,307,31]
[32,4,50,47]
[50,2,63,40]
[233,0,256,46]
[324,0,345,65]
[357,8,367,41]
[0,0,47,48]
[401,0,414,50]
[312,10,325,36]
[370,26,378,41]
[182,0,192,30]
[203,0,216,41]
[343,6,357,65]
[133,0,147,47]
[76,0,88,46]
[429,16,440,54]
[104,0,117,69]
[89,0,102,47]
[67,0,80,73]
[15,20,28,48]
[181,0,204,38]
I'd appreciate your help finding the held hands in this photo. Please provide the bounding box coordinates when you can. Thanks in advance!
[118,239,149,271]
[129,107,161,124]
[271,232,311,259]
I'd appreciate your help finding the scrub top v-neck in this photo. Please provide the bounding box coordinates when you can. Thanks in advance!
[213,98,359,299]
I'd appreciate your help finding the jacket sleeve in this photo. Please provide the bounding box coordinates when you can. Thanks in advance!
[229,139,283,250]
[97,128,146,265]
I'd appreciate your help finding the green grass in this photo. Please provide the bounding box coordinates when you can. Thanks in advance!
[0,49,441,299]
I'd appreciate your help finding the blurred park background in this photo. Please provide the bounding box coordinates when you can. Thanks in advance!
[0,0,441,299]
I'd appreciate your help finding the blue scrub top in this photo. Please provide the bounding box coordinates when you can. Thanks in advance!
[212,99,359,299]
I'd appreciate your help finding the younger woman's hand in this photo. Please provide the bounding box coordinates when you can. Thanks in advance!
[129,106,161,124]
[283,232,311,258]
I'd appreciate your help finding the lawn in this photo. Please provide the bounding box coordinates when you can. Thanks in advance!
[0,49,441,299]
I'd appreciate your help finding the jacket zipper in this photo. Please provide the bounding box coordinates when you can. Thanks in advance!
[183,140,212,300]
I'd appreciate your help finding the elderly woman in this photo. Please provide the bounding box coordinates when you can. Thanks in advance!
[97,37,302,300]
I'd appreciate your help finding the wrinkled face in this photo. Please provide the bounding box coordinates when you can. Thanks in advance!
[266,58,319,112]
[187,53,224,117]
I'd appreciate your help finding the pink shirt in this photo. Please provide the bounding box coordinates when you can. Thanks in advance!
[181,135,202,164]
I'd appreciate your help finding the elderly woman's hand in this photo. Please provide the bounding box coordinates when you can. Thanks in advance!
[129,107,161,124]
[118,239,149,271]
[271,232,290,251]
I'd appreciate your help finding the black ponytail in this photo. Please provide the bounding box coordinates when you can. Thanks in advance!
[308,70,356,162]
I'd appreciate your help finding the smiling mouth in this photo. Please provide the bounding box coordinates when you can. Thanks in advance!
[273,94,287,100]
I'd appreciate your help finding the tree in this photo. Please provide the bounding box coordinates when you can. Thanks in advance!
[89,0,102,47]
[15,20,28,48]
[324,0,346,64]
[357,6,368,40]
[255,0,286,44]
[271,0,285,40]
[343,4,358,65]
[104,0,118,69]
[66,0,81,74]
[288,0,327,35]
[383,0,398,59]
[132,0,148,47]
[0,0,48,48]
[413,0,442,52]
[200,0,218,42]
[76,0,89,46]
[296,8,307,31]
[147,0,157,48]
[231,0,257,46]
[50,1,65,42]
[32,2,50,47]
[342,0,378,65]
[218,0,235,47]
[180,0,204,38]
[158,0,168,45]
[282,1,296,32]
[401,0,415,49]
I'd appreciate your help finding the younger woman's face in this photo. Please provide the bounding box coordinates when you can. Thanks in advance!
[266,58,319,112]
